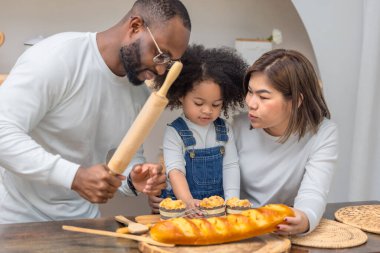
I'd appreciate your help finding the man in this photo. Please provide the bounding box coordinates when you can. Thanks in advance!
[0,0,191,223]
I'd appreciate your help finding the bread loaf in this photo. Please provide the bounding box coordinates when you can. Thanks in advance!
[150,204,294,245]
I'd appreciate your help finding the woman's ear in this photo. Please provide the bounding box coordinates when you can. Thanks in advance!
[298,93,304,108]
[179,97,184,104]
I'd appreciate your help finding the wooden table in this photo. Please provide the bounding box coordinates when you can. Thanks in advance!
[0,201,379,253]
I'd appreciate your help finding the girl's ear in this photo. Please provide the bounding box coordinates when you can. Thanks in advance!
[179,97,184,104]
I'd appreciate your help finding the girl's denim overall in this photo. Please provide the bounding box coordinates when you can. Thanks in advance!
[161,117,228,200]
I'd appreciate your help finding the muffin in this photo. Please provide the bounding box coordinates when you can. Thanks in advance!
[159,198,186,220]
[199,196,226,218]
[225,197,252,214]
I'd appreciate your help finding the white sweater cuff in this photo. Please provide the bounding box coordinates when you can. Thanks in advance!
[301,208,319,235]
[294,198,325,234]
[48,158,80,189]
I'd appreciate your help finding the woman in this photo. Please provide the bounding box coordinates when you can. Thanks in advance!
[234,49,338,235]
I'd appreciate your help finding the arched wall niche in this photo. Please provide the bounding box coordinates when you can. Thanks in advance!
[292,0,366,202]
[102,0,325,216]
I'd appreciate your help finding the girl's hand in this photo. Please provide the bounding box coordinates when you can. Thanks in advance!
[274,208,310,236]
[148,195,163,214]
[185,199,203,218]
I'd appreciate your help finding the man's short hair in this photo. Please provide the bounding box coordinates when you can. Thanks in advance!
[132,0,191,30]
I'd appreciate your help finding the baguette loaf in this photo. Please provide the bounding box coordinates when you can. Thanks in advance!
[150,204,294,245]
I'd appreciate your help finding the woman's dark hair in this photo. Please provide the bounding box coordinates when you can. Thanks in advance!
[243,49,330,142]
[132,0,191,30]
[153,44,248,118]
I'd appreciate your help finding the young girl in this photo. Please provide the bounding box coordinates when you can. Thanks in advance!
[234,49,338,235]
[152,44,247,211]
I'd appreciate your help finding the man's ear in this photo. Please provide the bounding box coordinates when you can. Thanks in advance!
[128,16,144,35]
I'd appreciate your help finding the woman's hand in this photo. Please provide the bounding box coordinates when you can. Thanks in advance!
[275,208,310,235]
[130,163,166,196]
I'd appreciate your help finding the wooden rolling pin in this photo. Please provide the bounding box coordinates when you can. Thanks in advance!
[107,61,183,174]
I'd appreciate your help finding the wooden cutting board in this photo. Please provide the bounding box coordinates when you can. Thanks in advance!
[138,234,291,253]
[135,214,160,225]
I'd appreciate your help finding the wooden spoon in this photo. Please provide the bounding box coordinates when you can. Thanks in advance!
[115,215,149,234]
[62,225,174,247]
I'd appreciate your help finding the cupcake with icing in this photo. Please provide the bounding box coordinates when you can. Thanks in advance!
[199,196,226,218]
[225,197,252,214]
[159,198,186,220]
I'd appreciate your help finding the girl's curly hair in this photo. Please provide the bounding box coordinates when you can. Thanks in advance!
[152,44,248,118]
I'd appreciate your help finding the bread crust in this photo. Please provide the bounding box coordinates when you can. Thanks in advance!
[150,204,294,245]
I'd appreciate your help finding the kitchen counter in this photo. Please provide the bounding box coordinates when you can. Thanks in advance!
[0,201,379,253]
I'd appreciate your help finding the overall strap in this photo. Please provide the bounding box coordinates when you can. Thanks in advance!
[169,117,196,147]
[213,117,229,142]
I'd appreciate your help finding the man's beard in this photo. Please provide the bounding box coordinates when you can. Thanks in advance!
[120,40,144,86]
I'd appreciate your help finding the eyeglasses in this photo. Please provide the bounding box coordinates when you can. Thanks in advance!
[146,26,174,66]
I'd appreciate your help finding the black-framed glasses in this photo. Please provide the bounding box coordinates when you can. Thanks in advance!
[146,26,174,66]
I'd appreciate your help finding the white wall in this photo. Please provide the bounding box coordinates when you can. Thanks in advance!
[292,0,364,202]
[0,0,317,73]
[0,0,320,216]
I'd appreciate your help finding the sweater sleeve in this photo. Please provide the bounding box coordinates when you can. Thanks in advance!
[294,121,338,233]
[222,122,240,199]
[0,50,80,189]
[163,125,186,176]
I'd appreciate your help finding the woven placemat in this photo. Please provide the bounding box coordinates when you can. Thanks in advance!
[291,218,367,248]
[335,205,380,234]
